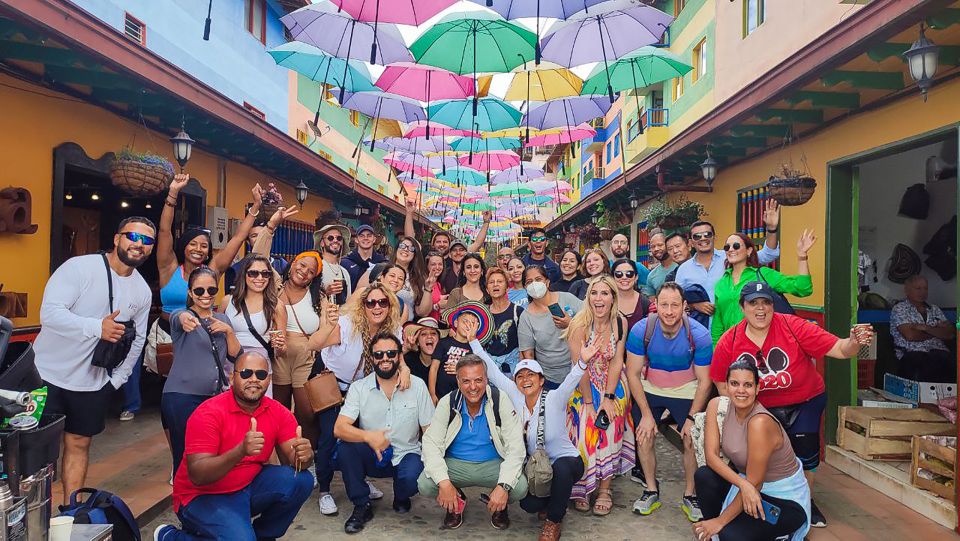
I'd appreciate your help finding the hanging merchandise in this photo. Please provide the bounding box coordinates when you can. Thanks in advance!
[887,243,922,284]
[898,183,931,219]
[923,215,957,281]
[857,250,878,291]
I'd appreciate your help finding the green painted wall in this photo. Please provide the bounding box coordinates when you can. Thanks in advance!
[669,20,715,123]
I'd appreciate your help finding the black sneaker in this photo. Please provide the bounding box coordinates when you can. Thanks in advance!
[344,503,373,534]
[810,500,827,528]
[392,498,412,514]
[630,465,647,487]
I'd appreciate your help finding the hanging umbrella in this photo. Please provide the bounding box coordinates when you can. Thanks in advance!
[490,183,535,196]
[540,0,673,101]
[492,164,545,184]
[268,42,376,92]
[383,154,434,177]
[503,64,584,101]
[376,63,476,138]
[436,166,488,186]
[338,91,426,123]
[367,136,450,153]
[524,123,596,146]
[458,151,521,171]
[523,96,613,130]
[450,137,522,153]
[331,0,458,63]
[404,121,479,139]
[428,97,522,132]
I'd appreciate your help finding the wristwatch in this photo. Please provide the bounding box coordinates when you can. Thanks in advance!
[603,392,617,401]
[497,482,513,494]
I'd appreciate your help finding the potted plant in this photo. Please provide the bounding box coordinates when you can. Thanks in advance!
[595,202,620,240]
[257,183,284,226]
[640,194,706,231]
[766,163,817,206]
[109,147,175,196]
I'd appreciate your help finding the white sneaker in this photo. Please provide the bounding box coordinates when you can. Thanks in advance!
[119,410,135,422]
[153,524,175,541]
[318,492,338,516]
[367,480,384,500]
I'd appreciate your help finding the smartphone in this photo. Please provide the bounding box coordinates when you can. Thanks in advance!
[595,409,611,430]
[455,494,466,514]
[761,500,781,525]
[548,303,566,318]
[479,493,490,504]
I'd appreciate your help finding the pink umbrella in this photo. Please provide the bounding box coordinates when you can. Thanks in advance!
[524,124,596,147]
[458,151,521,171]
[332,0,458,63]
[384,154,434,177]
[377,63,475,138]
[404,121,479,139]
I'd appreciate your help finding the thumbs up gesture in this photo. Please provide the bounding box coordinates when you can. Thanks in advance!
[101,310,125,342]
[243,417,265,457]
[291,426,313,469]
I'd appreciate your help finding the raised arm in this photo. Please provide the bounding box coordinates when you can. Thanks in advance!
[404,196,417,240]
[467,211,492,252]
[469,339,515,396]
[157,174,190,285]
[209,184,263,273]
[827,324,873,359]
[307,300,341,350]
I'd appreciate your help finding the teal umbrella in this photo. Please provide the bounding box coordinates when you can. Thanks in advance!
[428,97,522,133]
[450,137,522,153]
[489,183,534,196]
[435,166,487,186]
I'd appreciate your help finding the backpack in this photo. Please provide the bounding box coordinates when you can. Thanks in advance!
[447,386,502,428]
[643,313,696,362]
[59,488,140,541]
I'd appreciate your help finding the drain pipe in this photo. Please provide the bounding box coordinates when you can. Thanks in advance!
[655,165,712,193]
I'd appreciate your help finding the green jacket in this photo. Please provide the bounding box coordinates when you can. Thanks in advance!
[711,266,813,345]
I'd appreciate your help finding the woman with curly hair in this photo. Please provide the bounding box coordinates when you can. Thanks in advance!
[354,236,433,319]
[565,275,635,516]
[308,282,411,516]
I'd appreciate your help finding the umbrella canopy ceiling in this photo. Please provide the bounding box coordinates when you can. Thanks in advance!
[410,11,537,75]
[282,3,413,65]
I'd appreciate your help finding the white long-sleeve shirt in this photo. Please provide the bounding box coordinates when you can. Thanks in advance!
[34,254,151,391]
[469,340,583,463]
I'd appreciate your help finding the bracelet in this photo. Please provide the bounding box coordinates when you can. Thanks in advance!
[603,392,616,400]
[766,228,777,234]
[248,207,260,217]
[164,200,176,208]
[266,225,276,233]
[687,414,696,422]
[797,256,808,261]
[583,401,593,405]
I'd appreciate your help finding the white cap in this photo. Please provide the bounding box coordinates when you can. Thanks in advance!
[513,359,544,377]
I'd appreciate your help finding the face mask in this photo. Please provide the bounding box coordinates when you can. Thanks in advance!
[526,281,547,300]
[374,361,399,380]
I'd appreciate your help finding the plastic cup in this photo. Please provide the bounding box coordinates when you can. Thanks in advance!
[49,516,74,541]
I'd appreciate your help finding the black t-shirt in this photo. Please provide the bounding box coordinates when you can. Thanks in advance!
[487,303,523,357]
[432,336,471,400]
[404,351,432,385]
[550,275,580,293]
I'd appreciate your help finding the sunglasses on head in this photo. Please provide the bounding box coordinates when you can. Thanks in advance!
[530,235,546,242]
[398,243,417,253]
[691,231,714,240]
[613,270,637,279]
[237,368,269,381]
[723,242,743,252]
[121,231,155,245]
[325,235,343,242]
[245,270,272,279]
[372,349,400,360]
[364,297,390,309]
[192,286,218,297]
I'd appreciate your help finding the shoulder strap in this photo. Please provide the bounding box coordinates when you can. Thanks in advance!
[780,314,814,362]
[447,390,461,427]
[284,291,309,335]
[682,314,696,361]
[189,309,229,390]
[101,253,114,312]
[643,313,659,352]
[616,316,624,342]
[240,302,272,353]
[490,386,502,428]
[536,388,547,449]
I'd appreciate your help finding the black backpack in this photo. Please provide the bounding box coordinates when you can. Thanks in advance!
[59,488,140,541]
[447,386,502,428]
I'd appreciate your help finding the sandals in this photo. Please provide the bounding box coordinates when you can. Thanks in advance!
[593,488,614,516]
[573,498,591,513]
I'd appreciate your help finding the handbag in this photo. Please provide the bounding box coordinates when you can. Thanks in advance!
[91,254,136,373]
[524,389,553,497]
[144,319,173,376]
[755,267,796,315]
[288,294,347,413]
[692,396,730,468]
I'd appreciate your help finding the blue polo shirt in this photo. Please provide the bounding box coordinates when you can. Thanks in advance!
[522,253,560,283]
[446,397,499,462]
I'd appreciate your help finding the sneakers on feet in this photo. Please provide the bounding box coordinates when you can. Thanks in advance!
[632,490,661,516]
[153,525,175,541]
[119,410,135,422]
[681,494,703,522]
[630,465,647,487]
[344,503,373,534]
[318,493,339,516]
[810,500,827,528]
[367,480,383,500]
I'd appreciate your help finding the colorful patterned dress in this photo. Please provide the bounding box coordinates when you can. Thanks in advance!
[568,324,636,500]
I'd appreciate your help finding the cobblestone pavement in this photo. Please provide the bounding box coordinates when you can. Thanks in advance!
[142,439,697,540]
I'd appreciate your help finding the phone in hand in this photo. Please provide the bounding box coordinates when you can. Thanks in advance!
[548,303,566,318]
[761,499,781,525]
[595,408,611,430]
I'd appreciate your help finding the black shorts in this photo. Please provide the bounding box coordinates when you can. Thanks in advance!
[44,381,114,437]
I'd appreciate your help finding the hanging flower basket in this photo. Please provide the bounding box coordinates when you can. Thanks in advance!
[766,169,817,207]
[640,195,705,232]
[599,227,615,241]
[109,149,175,197]
[258,183,284,225]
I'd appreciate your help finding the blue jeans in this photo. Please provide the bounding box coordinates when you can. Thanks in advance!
[335,441,423,507]
[161,393,210,477]
[313,405,340,493]
[167,465,313,541]
[120,350,144,413]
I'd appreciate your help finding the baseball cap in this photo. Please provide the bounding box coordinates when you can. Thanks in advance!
[355,224,376,235]
[740,281,775,304]
[513,359,544,377]
[449,239,468,250]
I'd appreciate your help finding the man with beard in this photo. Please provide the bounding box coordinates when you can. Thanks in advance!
[611,233,650,287]
[35,217,154,504]
[314,223,353,305]
[334,333,435,533]
[521,228,560,282]
[403,317,443,383]
[642,231,674,298]
[155,352,314,540]
[341,224,387,288]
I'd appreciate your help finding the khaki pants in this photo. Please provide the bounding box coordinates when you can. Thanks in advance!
[417,458,528,502]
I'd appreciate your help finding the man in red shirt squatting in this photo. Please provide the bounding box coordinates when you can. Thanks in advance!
[155,351,315,540]
[709,281,872,529]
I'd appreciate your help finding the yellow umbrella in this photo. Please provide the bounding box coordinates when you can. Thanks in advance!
[504,65,583,101]
[484,125,567,138]
[369,118,402,139]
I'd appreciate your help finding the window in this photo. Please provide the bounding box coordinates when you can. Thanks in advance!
[317,150,333,161]
[672,76,684,102]
[123,13,146,46]
[606,142,612,164]
[296,129,308,145]
[744,0,765,36]
[245,0,267,44]
[674,0,687,17]
[614,133,621,157]
[243,102,266,120]
[692,38,707,82]
[350,110,360,127]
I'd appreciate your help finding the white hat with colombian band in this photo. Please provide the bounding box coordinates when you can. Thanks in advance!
[513,359,544,377]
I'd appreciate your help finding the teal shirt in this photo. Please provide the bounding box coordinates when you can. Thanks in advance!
[642,262,678,297]
[711,266,813,345]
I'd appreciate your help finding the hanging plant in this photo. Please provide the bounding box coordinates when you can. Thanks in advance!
[109,147,175,196]
[257,183,284,226]
[766,163,816,206]
[640,194,706,231]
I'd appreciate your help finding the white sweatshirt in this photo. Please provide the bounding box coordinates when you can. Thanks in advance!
[34,254,151,391]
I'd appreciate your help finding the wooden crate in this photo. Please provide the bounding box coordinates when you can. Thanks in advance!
[911,435,957,502]
[837,407,954,460]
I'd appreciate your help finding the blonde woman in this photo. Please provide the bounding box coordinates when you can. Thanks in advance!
[565,275,635,516]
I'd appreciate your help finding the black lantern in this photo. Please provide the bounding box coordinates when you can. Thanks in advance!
[628,192,640,210]
[700,153,719,186]
[295,180,308,208]
[591,210,600,225]
[903,24,939,101]
[170,123,195,171]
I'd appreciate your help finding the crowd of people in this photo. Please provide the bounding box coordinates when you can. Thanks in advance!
[31,175,877,541]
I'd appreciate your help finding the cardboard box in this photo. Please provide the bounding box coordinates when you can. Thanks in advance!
[883,373,957,405]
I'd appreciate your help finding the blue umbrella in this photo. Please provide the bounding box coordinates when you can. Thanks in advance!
[450,137,522,153]
[428,97,522,132]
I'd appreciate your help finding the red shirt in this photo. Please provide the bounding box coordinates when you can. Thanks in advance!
[710,314,838,408]
[172,391,298,511]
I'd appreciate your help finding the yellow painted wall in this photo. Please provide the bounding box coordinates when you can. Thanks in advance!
[0,74,330,328]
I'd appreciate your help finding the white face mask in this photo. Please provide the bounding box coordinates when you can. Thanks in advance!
[525,281,548,300]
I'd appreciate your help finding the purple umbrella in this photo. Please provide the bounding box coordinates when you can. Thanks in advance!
[523,96,612,130]
[541,0,673,101]
[339,91,427,124]
[387,151,459,172]
[492,164,544,184]
[365,136,451,154]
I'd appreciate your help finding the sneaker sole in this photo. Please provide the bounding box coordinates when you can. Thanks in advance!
[681,505,702,523]
[633,501,661,516]
[629,475,648,488]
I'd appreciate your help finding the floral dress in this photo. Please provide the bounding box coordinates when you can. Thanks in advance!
[567,324,636,500]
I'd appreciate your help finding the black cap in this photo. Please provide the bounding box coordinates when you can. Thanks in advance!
[740,281,775,304]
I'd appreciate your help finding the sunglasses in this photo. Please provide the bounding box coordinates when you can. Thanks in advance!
[530,236,547,242]
[245,270,272,279]
[691,232,714,240]
[723,242,743,252]
[364,298,390,309]
[613,270,637,279]
[121,231,155,245]
[398,243,417,253]
[372,349,400,360]
[497,254,513,260]
[325,235,343,242]
[191,286,219,297]
[237,368,269,381]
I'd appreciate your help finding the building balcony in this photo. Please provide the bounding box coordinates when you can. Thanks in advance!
[584,118,609,153]
[626,107,670,164]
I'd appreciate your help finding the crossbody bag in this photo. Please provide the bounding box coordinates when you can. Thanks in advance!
[90,253,137,374]
[525,389,553,497]
[289,292,358,413]
[239,302,274,361]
